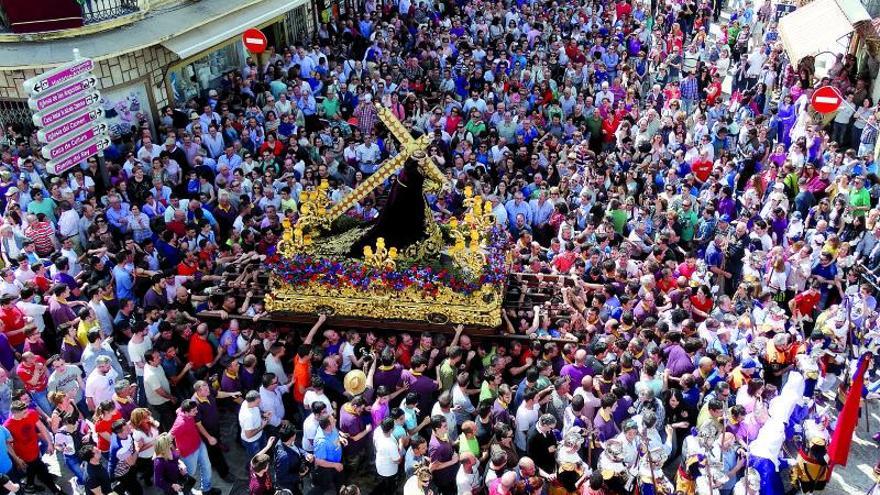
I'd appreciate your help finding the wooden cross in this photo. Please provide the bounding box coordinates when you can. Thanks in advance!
[324,103,443,223]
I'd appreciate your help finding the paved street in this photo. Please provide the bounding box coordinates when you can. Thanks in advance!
[828,402,879,494]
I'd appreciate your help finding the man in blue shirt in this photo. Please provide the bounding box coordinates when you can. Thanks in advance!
[811,252,839,308]
[504,192,533,231]
[313,415,344,494]
[0,425,12,475]
[112,252,134,301]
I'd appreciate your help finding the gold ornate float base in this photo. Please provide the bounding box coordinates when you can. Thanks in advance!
[265,276,503,327]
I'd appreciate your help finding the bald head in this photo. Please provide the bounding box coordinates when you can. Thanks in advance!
[501,472,517,489]
[574,349,587,363]
[581,375,593,391]
[518,456,535,472]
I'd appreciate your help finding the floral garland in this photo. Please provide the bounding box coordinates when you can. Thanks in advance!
[269,225,510,296]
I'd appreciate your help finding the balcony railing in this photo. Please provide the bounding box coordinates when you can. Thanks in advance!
[80,0,141,25]
[0,0,142,34]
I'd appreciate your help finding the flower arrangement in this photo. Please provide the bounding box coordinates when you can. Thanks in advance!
[268,224,510,297]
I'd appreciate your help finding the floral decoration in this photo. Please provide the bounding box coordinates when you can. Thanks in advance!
[268,224,510,296]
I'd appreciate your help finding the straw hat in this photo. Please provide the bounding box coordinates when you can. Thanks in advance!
[343,370,367,396]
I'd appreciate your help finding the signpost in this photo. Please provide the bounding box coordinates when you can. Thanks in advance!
[41,125,109,160]
[37,109,104,143]
[811,86,844,114]
[32,92,101,128]
[28,76,98,112]
[23,57,94,95]
[45,138,111,176]
[242,28,268,54]
[24,49,109,175]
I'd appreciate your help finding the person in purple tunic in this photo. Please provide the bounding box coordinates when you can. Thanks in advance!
[401,355,439,419]
[559,349,590,387]
[776,95,796,147]
[373,351,403,392]
[593,394,620,442]
[338,395,372,480]
[428,415,458,495]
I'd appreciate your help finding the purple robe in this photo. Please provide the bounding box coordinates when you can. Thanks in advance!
[612,396,635,426]
[777,102,796,147]
[374,366,403,391]
[593,410,620,441]
[559,363,589,388]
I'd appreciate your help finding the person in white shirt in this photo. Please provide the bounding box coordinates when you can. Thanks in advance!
[143,350,178,428]
[130,408,160,470]
[127,323,152,407]
[59,237,81,277]
[403,466,432,495]
[85,355,118,411]
[88,285,115,338]
[302,401,328,453]
[373,417,402,491]
[303,377,332,412]
[57,204,80,242]
[258,372,290,432]
[456,452,481,495]
[137,138,161,167]
[13,258,35,285]
[339,331,363,373]
[264,342,289,386]
[515,388,541,452]
[239,390,268,456]
[16,288,47,333]
[355,134,382,175]
[0,269,22,298]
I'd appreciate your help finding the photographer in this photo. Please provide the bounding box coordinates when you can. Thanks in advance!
[717,432,747,495]
[275,421,313,495]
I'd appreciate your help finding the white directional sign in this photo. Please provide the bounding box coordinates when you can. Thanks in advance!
[37,108,104,143]
[23,58,94,95]
[28,76,98,112]
[41,126,109,160]
[45,137,111,176]
[26,51,109,175]
[32,91,101,128]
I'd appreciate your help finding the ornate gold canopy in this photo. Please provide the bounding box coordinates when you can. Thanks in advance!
[265,103,507,327]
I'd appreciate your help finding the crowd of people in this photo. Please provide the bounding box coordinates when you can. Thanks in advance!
[0,0,879,493]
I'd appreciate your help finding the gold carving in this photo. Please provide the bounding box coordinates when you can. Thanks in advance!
[362,237,398,270]
[279,218,313,256]
[402,208,444,260]
[264,275,502,327]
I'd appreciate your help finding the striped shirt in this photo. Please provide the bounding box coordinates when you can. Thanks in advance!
[25,222,55,256]
[861,124,878,145]
[680,76,700,101]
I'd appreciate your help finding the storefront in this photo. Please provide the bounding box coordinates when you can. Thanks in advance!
[778,0,870,71]
[160,0,312,107]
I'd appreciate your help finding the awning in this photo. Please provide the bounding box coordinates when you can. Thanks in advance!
[779,0,871,64]
[161,0,307,60]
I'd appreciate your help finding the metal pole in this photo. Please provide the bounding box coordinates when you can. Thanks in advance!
[96,156,111,190]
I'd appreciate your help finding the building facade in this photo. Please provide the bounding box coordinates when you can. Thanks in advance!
[0,0,316,134]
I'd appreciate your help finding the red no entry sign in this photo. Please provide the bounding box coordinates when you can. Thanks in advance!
[242,28,267,54]
[811,86,843,114]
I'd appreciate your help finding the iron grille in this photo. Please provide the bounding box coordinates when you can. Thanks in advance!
[80,0,140,25]
[0,99,34,136]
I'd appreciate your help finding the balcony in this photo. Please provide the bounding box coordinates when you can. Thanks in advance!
[0,0,144,35]
[82,0,141,25]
